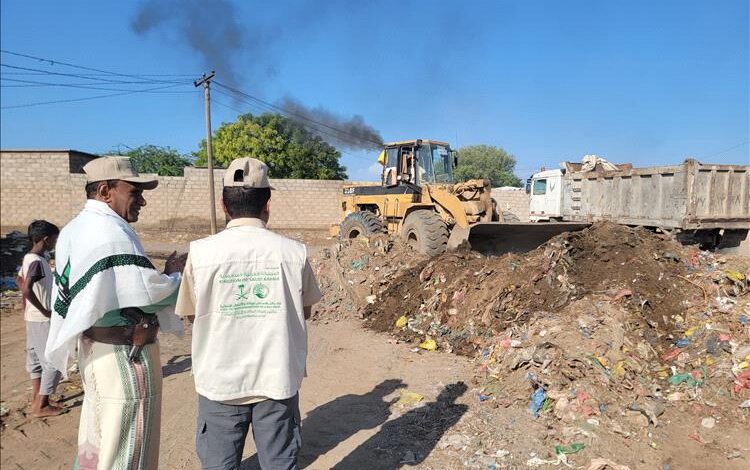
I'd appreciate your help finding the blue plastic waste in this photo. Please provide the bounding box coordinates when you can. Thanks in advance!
[529,387,546,418]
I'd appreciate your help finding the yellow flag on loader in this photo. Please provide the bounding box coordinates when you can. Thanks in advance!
[377,150,386,165]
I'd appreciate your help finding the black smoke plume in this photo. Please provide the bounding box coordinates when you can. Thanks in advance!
[131,0,250,87]
[131,0,383,151]
[278,97,383,151]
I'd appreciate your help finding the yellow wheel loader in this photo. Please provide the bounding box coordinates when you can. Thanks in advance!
[337,139,587,255]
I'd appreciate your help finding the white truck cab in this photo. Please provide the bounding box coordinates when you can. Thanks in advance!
[527,169,565,222]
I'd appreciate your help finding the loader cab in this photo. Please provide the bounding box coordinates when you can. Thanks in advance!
[381,139,455,187]
[528,169,565,222]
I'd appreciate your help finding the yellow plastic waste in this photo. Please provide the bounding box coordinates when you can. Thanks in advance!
[704,357,716,366]
[419,337,438,351]
[397,390,424,406]
[612,361,626,377]
[595,356,609,368]
[395,316,408,329]
[685,326,699,337]
[726,270,746,283]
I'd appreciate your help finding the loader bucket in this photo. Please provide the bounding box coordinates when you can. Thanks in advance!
[449,222,591,255]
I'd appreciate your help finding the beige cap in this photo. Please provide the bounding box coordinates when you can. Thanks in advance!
[223,157,273,189]
[83,156,159,190]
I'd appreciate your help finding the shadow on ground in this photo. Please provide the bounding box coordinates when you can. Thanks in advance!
[332,381,468,469]
[162,354,192,378]
[241,379,405,469]
[240,380,468,470]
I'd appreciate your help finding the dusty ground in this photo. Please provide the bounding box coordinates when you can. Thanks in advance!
[2,226,749,469]
[0,300,472,469]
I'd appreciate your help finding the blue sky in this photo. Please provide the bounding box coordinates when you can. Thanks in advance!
[1,0,748,181]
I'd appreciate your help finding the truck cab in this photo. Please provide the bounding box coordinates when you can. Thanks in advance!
[528,169,565,222]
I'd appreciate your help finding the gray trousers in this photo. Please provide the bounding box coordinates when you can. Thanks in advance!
[25,321,62,395]
[197,394,302,470]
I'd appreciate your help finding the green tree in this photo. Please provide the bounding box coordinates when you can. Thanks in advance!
[194,113,348,179]
[109,145,193,176]
[454,145,522,187]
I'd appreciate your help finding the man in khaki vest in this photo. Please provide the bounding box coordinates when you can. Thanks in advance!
[176,157,322,470]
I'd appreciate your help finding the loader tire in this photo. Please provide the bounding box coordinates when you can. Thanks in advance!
[402,210,449,256]
[340,211,386,240]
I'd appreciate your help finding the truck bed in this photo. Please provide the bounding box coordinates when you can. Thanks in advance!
[562,159,750,230]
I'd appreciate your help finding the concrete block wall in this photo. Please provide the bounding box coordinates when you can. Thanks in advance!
[1,151,79,229]
[1,151,371,232]
[491,188,530,222]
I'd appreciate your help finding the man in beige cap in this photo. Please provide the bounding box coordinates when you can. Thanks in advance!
[176,157,322,470]
[46,156,186,469]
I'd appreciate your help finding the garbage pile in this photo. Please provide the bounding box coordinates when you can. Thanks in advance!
[0,230,28,291]
[310,222,750,467]
[311,237,428,322]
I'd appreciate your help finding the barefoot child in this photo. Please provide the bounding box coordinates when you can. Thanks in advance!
[20,220,64,417]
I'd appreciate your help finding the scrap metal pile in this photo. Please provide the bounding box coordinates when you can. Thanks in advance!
[311,222,750,468]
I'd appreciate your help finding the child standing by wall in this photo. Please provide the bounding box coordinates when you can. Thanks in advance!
[20,220,64,417]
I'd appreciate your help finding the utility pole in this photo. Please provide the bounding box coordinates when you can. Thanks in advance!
[194,71,218,234]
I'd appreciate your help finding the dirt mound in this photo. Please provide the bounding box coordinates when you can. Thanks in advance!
[365,222,690,353]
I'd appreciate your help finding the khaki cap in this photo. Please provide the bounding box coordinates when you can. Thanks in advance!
[83,156,159,190]
[223,157,273,189]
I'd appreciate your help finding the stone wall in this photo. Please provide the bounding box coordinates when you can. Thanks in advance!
[0,150,371,232]
[491,188,530,222]
[1,151,98,230]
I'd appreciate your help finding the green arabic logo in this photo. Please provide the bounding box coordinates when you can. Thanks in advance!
[236,284,249,301]
[253,283,269,299]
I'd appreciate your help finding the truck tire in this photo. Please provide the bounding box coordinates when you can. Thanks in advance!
[340,211,386,239]
[402,210,449,256]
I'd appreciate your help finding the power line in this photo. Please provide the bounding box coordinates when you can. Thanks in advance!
[1,76,191,86]
[1,76,197,93]
[0,49,192,85]
[1,49,377,163]
[1,83,187,109]
[0,63,185,85]
[0,71,196,77]
[701,140,750,160]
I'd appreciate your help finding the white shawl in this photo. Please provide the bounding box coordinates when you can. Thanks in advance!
[46,200,182,374]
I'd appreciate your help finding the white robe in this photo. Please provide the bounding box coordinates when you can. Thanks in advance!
[46,199,182,375]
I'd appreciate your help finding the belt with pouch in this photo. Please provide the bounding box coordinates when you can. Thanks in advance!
[83,308,159,362]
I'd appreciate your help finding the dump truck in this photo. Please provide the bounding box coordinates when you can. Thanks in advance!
[525,158,750,249]
[336,139,587,255]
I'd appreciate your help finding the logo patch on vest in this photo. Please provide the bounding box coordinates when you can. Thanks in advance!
[218,266,282,318]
